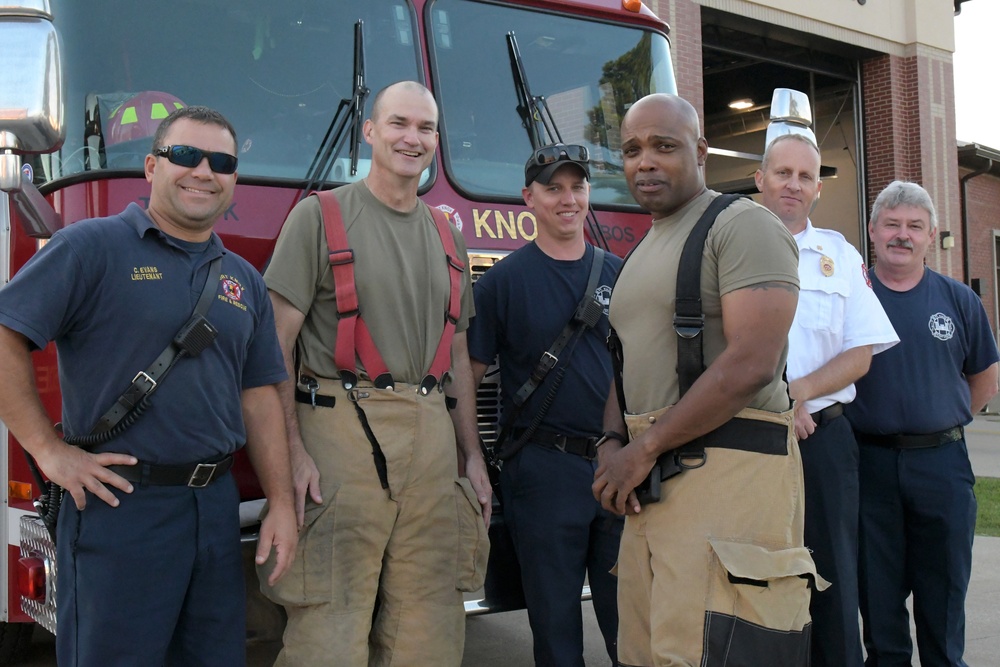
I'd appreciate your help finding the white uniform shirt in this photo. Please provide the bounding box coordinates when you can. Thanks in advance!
[788,221,899,414]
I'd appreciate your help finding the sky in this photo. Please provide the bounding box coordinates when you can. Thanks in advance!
[953,1,1000,148]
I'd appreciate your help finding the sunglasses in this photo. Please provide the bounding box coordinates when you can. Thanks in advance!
[154,145,238,174]
[529,144,589,167]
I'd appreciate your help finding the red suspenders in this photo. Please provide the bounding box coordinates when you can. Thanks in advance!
[311,190,465,394]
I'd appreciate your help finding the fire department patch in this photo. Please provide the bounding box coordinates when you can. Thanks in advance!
[861,262,872,288]
[928,312,955,341]
[218,275,248,312]
[223,278,243,301]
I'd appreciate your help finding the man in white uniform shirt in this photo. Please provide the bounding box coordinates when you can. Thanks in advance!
[756,132,898,667]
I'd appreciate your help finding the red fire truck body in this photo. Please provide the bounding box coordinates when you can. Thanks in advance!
[0,0,676,657]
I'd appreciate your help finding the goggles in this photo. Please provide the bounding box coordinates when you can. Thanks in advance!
[154,145,238,174]
[528,144,589,167]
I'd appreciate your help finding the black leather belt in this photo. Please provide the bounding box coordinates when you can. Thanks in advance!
[810,402,844,428]
[294,387,336,408]
[109,454,234,488]
[856,426,964,450]
[512,428,599,460]
[294,383,457,409]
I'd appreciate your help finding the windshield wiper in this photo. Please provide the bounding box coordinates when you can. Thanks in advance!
[301,20,370,198]
[506,31,610,251]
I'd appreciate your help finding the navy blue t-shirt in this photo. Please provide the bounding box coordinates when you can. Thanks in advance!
[0,203,286,464]
[468,242,622,437]
[846,267,999,434]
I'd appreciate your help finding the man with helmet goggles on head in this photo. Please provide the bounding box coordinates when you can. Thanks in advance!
[469,143,624,667]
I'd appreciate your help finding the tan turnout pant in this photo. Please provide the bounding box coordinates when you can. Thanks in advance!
[260,375,487,667]
[616,406,826,667]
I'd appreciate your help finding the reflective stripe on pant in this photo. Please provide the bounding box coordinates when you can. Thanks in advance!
[856,435,976,667]
[800,414,864,667]
[616,407,820,667]
[263,377,467,667]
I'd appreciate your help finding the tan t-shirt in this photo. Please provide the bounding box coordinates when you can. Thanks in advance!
[265,180,474,384]
[609,189,799,414]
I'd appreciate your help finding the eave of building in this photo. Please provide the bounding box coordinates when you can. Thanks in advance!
[958,143,1000,177]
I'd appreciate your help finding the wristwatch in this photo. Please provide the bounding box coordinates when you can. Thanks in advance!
[595,430,628,449]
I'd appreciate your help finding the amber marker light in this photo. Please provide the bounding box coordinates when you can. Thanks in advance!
[622,0,642,12]
[9,481,34,501]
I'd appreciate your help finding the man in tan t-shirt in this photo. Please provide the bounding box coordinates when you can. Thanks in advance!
[593,93,822,666]
[260,81,491,666]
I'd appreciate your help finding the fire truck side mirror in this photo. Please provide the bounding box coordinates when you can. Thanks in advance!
[0,1,65,192]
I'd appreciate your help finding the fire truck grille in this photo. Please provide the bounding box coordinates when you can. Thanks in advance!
[468,253,506,446]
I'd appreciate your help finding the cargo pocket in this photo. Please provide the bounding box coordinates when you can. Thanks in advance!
[455,478,490,592]
[702,538,829,667]
[257,501,333,607]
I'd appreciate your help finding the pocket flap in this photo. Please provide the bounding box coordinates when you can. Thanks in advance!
[709,538,831,591]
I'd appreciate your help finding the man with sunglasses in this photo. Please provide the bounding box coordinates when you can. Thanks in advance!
[0,105,298,666]
[261,81,491,666]
[593,94,819,665]
[467,144,624,666]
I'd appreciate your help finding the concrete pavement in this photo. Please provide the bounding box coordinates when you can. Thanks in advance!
[959,413,1000,666]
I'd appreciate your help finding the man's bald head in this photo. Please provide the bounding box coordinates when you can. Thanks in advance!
[619,94,708,218]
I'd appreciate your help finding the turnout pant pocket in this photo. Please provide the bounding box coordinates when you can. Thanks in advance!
[258,502,333,606]
[455,478,490,592]
[702,538,828,667]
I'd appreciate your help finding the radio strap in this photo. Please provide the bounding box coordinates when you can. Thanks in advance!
[491,246,606,463]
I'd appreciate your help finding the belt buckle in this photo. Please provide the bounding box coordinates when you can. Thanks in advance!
[187,463,217,488]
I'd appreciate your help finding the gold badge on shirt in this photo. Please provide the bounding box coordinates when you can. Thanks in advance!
[820,255,835,276]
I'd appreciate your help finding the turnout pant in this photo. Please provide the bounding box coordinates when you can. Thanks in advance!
[262,376,488,667]
[616,407,823,667]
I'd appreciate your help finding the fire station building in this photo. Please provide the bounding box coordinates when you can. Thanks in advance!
[644,0,999,346]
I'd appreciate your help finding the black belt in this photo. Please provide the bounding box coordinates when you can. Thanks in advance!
[689,416,788,456]
[511,428,599,460]
[294,384,457,410]
[810,402,844,428]
[295,387,336,408]
[856,426,964,450]
[653,416,788,481]
[108,454,234,488]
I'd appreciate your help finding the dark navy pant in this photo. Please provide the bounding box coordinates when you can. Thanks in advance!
[855,435,976,667]
[56,474,245,667]
[801,414,864,667]
[501,442,623,667]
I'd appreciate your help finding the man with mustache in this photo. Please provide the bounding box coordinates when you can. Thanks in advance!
[755,132,898,667]
[847,181,998,667]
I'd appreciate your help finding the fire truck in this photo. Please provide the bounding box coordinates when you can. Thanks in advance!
[0,0,676,659]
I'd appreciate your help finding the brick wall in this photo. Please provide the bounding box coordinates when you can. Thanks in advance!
[964,172,1000,334]
[652,0,704,121]
[862,49,961,281]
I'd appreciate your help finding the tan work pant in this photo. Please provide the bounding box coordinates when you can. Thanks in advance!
[261,376,487,667]
[617,406,826,667]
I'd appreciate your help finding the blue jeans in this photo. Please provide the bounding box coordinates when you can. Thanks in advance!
[501,442,623,667]
[855,435,976,667]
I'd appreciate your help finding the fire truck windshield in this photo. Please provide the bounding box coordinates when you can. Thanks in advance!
[36,0,673,209]
[430,0,675,207]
